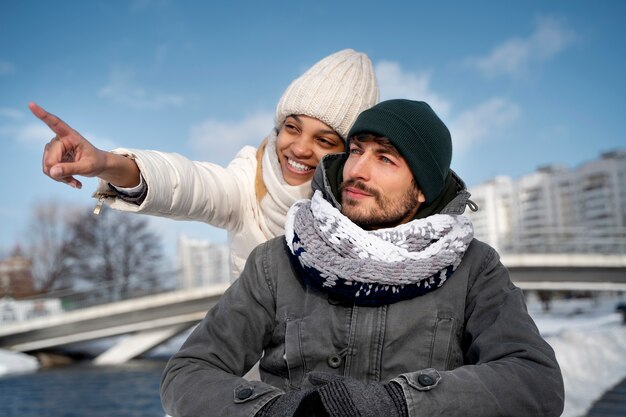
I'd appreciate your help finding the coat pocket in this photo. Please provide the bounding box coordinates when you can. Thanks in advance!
[429,316,455,369]
[284,318,306,389]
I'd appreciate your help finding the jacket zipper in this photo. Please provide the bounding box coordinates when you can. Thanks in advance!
[92,190,117,215]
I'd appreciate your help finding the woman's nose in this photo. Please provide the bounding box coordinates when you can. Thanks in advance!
[290,136,314,157]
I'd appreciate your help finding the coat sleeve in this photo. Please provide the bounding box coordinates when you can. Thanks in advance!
[393,243,565,417]
[94,146,258,231]
[160,243,283,417]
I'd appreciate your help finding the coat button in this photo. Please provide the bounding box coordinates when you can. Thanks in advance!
[237,388,254,400]
[327,354,342,368]
[417,374,435,386]
[327,296,342,305]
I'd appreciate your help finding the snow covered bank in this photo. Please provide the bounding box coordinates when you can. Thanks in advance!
[0,349,39,376]
[530,294,626,417]
[547,321,626,417]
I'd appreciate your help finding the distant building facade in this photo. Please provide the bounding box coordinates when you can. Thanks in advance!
[0,297,63,323]
[468,150,626,254]
[176,236,230,289]
[0,249,35,299]
[0,249,64,323]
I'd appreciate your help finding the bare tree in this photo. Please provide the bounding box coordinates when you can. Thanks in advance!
[27,200,81,293]
[26,201,167,301]
[67,208,165,301]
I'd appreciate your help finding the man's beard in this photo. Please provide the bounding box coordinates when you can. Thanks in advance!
[340,179,421,230]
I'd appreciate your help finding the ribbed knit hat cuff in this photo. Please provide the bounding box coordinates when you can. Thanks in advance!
[348,108,447,203]
[275,85,353,139]
[274,49,379,140]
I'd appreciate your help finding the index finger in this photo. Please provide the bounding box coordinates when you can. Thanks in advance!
[28,101,74,137]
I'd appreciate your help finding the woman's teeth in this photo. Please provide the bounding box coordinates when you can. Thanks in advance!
[287,158,313,172]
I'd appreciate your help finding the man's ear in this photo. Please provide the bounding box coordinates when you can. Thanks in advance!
[417,190,426,204]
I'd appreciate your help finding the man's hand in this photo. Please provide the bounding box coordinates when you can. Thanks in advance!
[30,102,140,189]
[256,388,321,417]
[298,372,408,417]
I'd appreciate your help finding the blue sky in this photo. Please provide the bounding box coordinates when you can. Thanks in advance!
[1,1,625,259]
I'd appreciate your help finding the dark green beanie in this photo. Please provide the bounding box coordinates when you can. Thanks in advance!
[347,99,452,203]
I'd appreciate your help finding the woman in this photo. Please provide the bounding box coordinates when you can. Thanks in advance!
[32,49,379,280]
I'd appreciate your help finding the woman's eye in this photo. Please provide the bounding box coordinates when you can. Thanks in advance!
[318,137,337,147]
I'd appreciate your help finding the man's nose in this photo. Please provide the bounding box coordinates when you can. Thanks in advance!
[346,154,372,181]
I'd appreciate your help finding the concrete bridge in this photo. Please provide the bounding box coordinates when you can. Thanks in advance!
[1,254,625,365]
[503,253,626,291]
[0,283,229,365]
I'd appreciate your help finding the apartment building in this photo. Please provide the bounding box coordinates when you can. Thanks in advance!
[176,235,230,289]
[0,249,35,299]
[467,150,626,254]
[575,150,626,252]
[467,176,515,252]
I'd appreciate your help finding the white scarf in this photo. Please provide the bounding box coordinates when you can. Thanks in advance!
[259,131,312,238]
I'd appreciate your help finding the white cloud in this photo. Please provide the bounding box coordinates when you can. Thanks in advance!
[450,98,521,150]
[375,61,451,117]
[467,16,576,79]
[0,120,117,152]
[189,112,274,163]
[470,38,531,78]
[0,60,15,75]
[374,60,519,151]
[99,67,185,110]
[531,16,577,59]
[0,108,24,120]
[81,131,119,151]
[8,122,53,147]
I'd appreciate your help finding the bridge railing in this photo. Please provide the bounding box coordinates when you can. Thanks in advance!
[1,277,191,324]
[486,226,626,255]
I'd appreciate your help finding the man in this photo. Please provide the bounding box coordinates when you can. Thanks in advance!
[161,100,564,417]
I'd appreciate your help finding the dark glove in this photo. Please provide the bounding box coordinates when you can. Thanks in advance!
[256,388,317,417]
[297,372,408,417]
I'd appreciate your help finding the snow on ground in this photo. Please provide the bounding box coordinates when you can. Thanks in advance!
[0,293,625,417]
[527,293,626,417]
[548,321,626,416]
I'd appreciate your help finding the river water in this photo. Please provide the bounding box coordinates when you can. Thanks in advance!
[0,359,167,417]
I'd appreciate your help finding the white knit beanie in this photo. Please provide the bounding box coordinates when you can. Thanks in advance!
[274,49,379,139]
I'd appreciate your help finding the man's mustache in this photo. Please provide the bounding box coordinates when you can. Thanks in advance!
[340,179,381,200]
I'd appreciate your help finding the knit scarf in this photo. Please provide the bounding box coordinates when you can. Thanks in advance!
[285,190,474,306]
